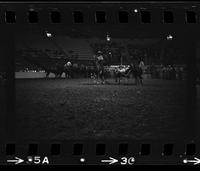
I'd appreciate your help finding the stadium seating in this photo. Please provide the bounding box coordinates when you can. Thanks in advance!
[54,36,94,61]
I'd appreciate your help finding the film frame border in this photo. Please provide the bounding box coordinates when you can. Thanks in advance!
[0,1,199,165]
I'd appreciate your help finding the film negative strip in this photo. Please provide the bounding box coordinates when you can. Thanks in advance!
[0,1,199,165]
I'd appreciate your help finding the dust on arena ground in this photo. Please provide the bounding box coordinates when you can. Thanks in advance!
[15,78,188,141]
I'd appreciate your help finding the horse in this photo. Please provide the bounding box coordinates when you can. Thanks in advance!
[44,62,71,78]
[64,62,73,78]
[132,64,143,85]
[93,56,106,84]
[113,66,129,84]
[44,66,64,78]
[113,64,143,85]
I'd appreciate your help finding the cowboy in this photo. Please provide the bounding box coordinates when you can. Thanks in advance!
[139,59,145,74]
[94,51,105,83]
[66,61,72,67]
[64,61,73,78]
[96,51,104,64]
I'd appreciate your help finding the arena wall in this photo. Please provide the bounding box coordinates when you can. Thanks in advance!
[15,72,66,79]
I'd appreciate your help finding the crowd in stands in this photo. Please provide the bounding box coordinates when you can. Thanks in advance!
[147,64,186,80]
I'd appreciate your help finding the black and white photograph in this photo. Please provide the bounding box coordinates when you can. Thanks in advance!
[1,1,200,166]
[14,23,190,141]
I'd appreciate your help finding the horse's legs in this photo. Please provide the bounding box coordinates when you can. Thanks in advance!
[134,76,137,85]
[136,77,140,85]
[65,71,68,78]
[70,70,73,78]
[118,75,121,84]
[102,72,106,84]
[96,72,100,84]
[46,71,50,78]
[114,73,118,83]
[140,76,143,85]
[98,70,104,84]
[102,76,105,84]
[115,76,118,83]
[100,75,105,84]
[140,78,143,85]
[139,74,143,85]
[126,76,129,84]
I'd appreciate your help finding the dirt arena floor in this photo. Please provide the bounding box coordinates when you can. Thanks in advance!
[15,78,189,141]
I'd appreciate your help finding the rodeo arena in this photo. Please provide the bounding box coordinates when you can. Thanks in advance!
[0,25,199,141]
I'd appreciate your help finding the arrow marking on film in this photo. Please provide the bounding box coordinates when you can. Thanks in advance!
[183,157,200,165]
[101,157,118,165]
[7,157,24,165]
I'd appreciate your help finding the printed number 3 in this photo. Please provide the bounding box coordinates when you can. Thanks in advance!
[121,157,135,165]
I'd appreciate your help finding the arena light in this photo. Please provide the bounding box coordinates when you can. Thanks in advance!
[166,34,173,40]
[134,9,138,13]
[106,34,111,42]
[29,8,35,12]
[46,31,52,38]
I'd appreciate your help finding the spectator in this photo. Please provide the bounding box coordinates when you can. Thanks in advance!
[139,59,145,74]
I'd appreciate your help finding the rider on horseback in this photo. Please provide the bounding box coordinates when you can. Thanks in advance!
[96,51,104,66]
[139,59,145,74]
[93,51,105,84]
[64,60,73,78]
[125,57,144,85]
[125,57,137,77]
